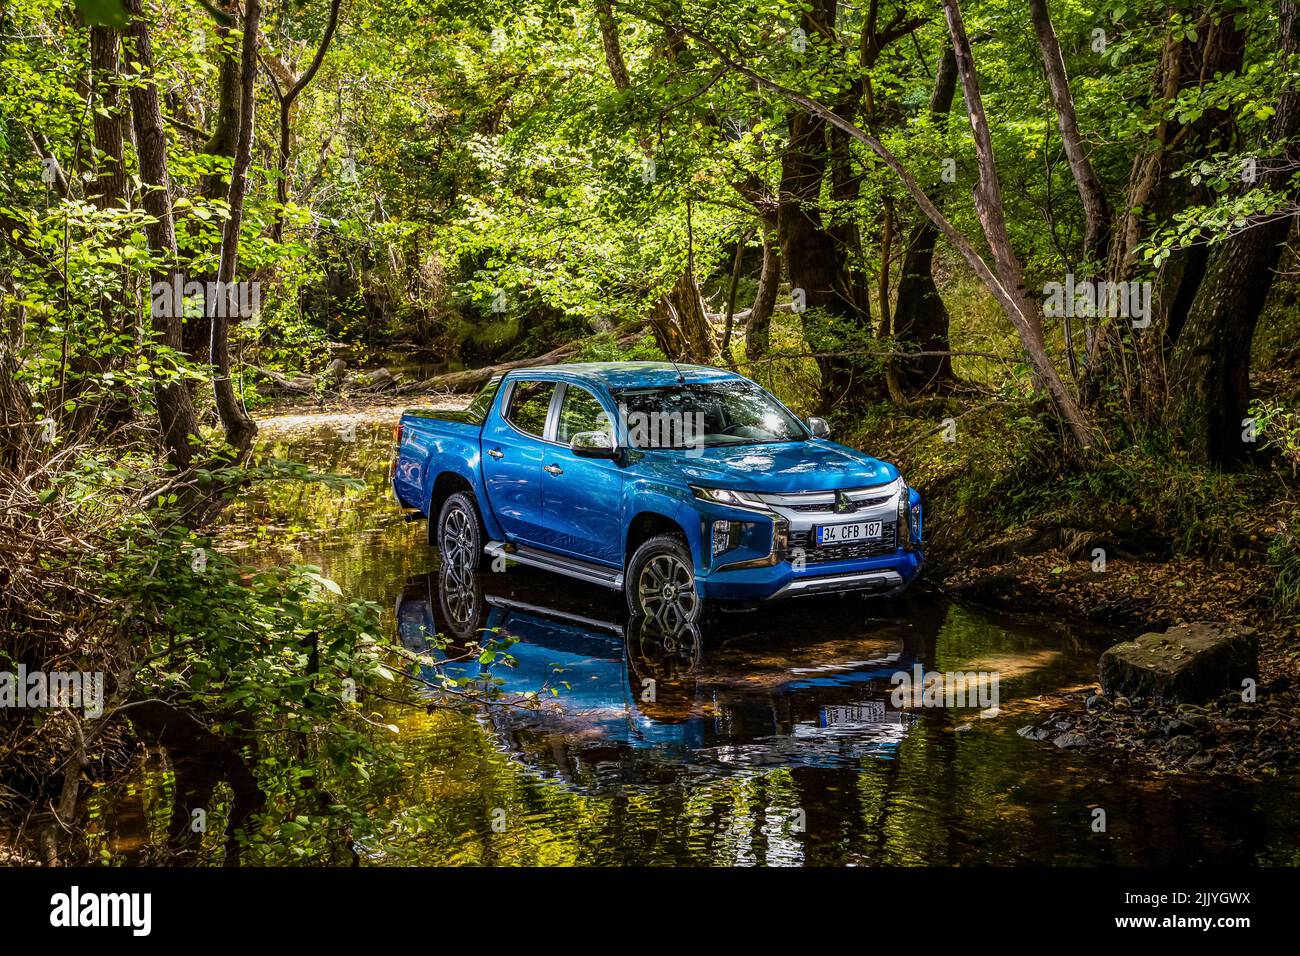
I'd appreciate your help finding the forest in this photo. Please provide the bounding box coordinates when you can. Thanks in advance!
[1,0,1298,866]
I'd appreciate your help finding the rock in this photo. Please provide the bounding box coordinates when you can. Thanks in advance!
[1086,693,1110,712]
[1098,623,1258,705]
[1187,752,1216,771]
[1018,725,1052,741]
[1160,718,1199,738]
[1054,720,1073,731]
[1166,735,1200,758]
[1113,696,1132,712]
[1054,732,1089,749]
[326,357,348,384]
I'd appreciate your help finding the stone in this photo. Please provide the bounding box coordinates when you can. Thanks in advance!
[1161,718,1198,738]
[1054,732,1089,749]
[1166,735,1200,758]
[1098,623,1258,705]
[1018,725,1052,741]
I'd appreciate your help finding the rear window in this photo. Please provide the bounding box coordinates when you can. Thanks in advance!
[504,379,557,437]
[463,374,503,426]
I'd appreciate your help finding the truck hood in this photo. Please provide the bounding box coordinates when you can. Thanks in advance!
[635,439,899,493]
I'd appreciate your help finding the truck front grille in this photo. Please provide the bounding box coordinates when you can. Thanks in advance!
[787,524,898,564]
[784,494,891,514]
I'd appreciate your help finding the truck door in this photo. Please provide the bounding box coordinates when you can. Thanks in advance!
[537,382,624,566]
[481,378,557,544]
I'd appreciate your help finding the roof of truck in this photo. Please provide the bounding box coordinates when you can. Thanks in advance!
[506,361,742,389]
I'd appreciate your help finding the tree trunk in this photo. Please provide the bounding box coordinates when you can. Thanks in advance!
[123,0,201,475]
[943,0,1092,446]
[744,225,780,361]
[1084,15,1244,407]
[776,0,873,410]
[90,26,127,211]
[1168,0,1300,464]
[595,1,632,91]
[271,0,342,242]
[719,230,751,366]
[210,0,261,458]
[187,1,243,361]
[1028,0,1111,270]
[68,25,130,436]
[648,272,715,363]
[889,47,960,395]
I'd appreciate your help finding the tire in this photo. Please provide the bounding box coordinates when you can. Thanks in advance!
[435,491,490,574]
[625,533,701,626]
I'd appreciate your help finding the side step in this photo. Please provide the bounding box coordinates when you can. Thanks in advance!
[484,541,624,590]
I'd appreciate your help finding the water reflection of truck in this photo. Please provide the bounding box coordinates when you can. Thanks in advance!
[395,566,921,791]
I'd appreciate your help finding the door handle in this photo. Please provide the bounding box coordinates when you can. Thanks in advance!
[487,448,504,459]
[544,463,563,476]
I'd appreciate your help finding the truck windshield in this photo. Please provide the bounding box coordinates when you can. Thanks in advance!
[613,381,808,449]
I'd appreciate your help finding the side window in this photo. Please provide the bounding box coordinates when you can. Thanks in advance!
[556,384,613,444]
[503,380,556,438]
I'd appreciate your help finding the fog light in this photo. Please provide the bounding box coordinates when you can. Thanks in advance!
[712,520,742,557]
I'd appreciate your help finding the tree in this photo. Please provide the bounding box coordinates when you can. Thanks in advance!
[1168,0,1300,463]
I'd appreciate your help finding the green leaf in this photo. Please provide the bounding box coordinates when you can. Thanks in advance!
[75,0,129,28]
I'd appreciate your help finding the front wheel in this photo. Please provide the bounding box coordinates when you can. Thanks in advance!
[626,534,701,626]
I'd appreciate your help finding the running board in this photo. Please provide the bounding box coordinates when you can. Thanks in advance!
[483,541,624,590]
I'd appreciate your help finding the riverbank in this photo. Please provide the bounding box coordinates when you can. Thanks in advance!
[841,399,1298,779]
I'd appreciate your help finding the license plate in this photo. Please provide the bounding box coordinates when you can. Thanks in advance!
[816,520,882,546]
[821,701,887,727]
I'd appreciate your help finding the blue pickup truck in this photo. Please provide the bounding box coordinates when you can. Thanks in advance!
[391,362,922,622]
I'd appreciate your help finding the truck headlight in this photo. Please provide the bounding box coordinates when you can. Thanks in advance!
[690,485,769,511]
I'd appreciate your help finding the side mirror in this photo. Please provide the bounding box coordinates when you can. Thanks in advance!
[807,416,830,439]
[570,430,618,459]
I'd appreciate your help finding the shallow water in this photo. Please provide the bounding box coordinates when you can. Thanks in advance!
[90,417,1300,866]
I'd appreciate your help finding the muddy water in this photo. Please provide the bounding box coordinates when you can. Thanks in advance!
[100,415,1300,865]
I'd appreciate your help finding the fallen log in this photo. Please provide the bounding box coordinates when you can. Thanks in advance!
[345,367,398,391]
[705,301,796,324]
[250,363,401,395]
[398,329,644,394]
[250,366,316,395]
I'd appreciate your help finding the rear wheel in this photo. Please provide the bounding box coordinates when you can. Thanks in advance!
[626,534,700,626]
[436,491,490,573]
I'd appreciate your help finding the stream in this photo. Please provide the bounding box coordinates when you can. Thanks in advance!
[85,411,1300,866]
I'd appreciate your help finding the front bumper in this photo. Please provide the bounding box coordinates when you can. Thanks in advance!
[699,548,922,601]
[692,481,925,602]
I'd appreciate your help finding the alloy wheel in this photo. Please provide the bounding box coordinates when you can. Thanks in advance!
[636,552,698,625]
